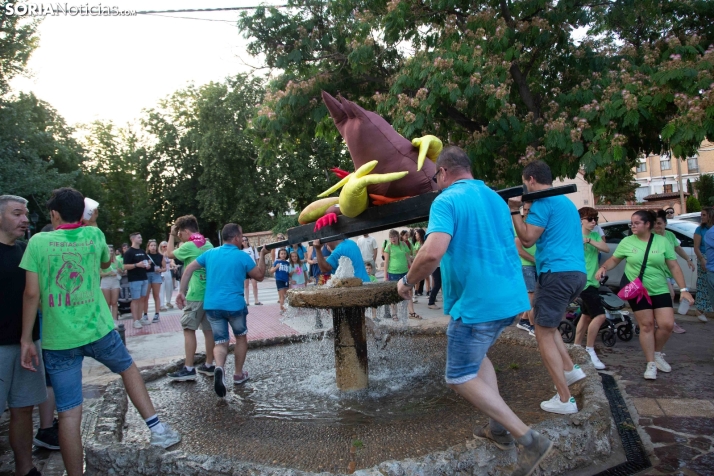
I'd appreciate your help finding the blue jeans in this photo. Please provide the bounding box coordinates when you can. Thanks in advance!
[43,331,133,412]
[206,308,249,344]
[129,279,148,299]
[445,316,516,385]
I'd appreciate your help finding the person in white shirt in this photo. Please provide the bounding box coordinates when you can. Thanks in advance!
[356,234,378,275]
[241,237,262,305]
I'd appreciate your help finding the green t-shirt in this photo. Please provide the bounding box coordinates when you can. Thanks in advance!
[514,228,536,266]
[385,242,410,274]
[368,275,377,283]
[174,241,214,301]
[19,227,114,350]
[583,231,603,288]
[613,234,676,296]
[661,230,680,278]
[115,255,123,268]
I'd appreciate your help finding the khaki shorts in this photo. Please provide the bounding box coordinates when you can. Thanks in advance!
[180,300,212,331]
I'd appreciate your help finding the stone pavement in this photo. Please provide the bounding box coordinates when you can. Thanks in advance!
[594,311,714,475]
[4,274,713,475]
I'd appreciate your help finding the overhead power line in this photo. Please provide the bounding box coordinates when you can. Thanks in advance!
[136,6,288,15]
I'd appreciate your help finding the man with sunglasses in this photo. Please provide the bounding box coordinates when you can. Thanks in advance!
[511,160,587,415]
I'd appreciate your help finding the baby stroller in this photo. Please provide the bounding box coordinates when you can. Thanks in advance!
[559,281,619,348]
[117,275,132,316]
[599,282,637,342]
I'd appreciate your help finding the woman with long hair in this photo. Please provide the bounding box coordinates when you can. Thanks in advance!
[242,236,262,305]
[159,241,175,309]
[384,229,420,320]
[597,210,694,380]
[693,207,713,322]
[654,209,696,333]
[100,245,121,322]
[143,239,165,323]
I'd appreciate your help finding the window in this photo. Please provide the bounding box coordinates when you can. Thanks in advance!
[602,224,632,244]
[636,162,647,173]
[660,158,672,170]
[669,229,694,248]
[664,184,673,193]
[687,157,699,173]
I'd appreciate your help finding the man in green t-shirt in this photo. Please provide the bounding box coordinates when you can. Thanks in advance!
[167,214,215,381]
[20,188,180,475]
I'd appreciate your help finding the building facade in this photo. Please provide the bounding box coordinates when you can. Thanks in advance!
[634,140,714,203]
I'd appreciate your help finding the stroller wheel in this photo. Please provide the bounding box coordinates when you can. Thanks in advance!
[558,320,575,343]
[617,325,634,342]
[602,329,617,347]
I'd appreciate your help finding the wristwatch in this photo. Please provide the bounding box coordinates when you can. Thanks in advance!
[680,287,689,292]
[511,211,520,215]
[401,275,415,288]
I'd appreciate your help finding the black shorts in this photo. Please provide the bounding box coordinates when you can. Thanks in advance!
[579,285,605,318]
[628,293,673,312]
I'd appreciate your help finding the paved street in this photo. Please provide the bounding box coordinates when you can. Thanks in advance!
[2,276,713,475]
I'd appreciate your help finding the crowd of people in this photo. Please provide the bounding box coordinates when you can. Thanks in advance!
[0,146,708,476]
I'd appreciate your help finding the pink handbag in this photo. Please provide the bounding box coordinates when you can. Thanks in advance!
[617,234,654,305]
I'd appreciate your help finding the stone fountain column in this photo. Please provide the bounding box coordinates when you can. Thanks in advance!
[288,281,402,391]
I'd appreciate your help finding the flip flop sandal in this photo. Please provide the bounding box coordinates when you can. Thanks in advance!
[409,313,423,320]
[392,316,399,321]
[255,302,263,305]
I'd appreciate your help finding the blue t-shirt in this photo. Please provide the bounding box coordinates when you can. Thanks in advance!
[196,243,256,312]
[426,179,529,323]
[525,195,586,275]
[273,260,290,282]
[326,240,371,282]
[704,227,714,272]
[696,224,710,254]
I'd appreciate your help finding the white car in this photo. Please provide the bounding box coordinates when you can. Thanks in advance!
[599,219,698,291]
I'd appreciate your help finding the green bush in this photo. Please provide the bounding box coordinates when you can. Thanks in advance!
[687,195,702,213]
[695,174,714,207]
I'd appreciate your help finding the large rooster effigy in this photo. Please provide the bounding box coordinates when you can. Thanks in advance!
[299,91,444,231]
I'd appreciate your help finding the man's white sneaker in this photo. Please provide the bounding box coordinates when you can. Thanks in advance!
[697,314,708,322]
[586,348,606,370]
[132,320,143,329]
[654,352,671,372]
[139,316,152,326]
[540,394,578,414]
[149,424,181,449]
[644,362,657,380]
[565,364,587,386]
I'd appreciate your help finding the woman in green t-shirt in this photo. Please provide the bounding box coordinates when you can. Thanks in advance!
[654,209,696,334]
[574,207,611,370]
[597,210,694,381]
[384,229,420,320]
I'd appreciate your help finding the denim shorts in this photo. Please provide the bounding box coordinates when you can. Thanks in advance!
[445,316,516,385]
[43,331,133,413]
[388,272,406,282]
[129,279,148,299]
[206,308,249,344]
[147,272,163,284]
[276,280,289,290]
[522,265,536,293]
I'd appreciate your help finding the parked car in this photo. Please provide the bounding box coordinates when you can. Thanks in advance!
[677,212,701,223]
[599,218,698,291]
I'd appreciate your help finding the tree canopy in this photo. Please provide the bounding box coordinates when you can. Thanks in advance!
[240,0,714,195]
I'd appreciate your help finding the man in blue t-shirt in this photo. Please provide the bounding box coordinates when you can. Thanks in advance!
[178,223,268,398]
[397,146,552,475]
[313,238,370,283]
[511,160,587,416]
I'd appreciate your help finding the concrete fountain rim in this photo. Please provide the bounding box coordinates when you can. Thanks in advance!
[85,328,617,476]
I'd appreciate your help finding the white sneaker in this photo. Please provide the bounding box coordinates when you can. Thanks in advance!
[697,314,708,322]
[565,364,587,386]
[139,316,152,326]
[132,320,143,329]
[644,362,657,380]
[654,352,671,372]
[586,348,606,370]
[540,394,578,414]
[412,296,418,303]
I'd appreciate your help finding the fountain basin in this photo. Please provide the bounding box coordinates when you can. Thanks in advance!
[84,329,616,475]
[287,281,402,309]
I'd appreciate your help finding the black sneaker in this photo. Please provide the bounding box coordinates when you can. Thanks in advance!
[33,427,60,450]
[214,367,227,397]
[152,313,160,323]
[196,363,215,375]
[168,366,196,381]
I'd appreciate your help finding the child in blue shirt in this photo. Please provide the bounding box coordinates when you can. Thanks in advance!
[270,249,290,313]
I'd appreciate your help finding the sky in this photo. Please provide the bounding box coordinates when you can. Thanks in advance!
[10,0,282,126]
